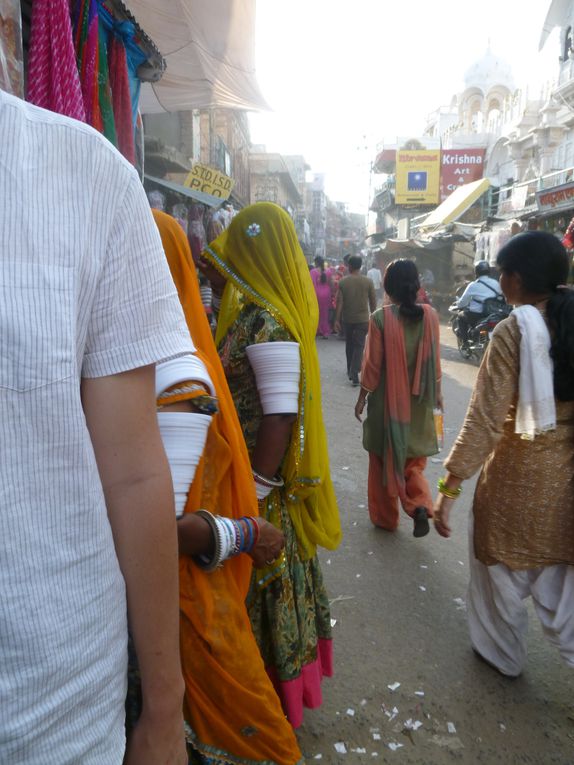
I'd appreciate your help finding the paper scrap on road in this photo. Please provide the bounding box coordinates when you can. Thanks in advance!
[351,748,367,754]
[388,743,403,751]
[330,619,337,628]
[430,457,442,463]
[447,722,457,734]
[499,723,506,732]
[358,504,365,508]
[341,466,350,471]
[329,595,355,605]
[372,733,381,740]
[419,564,428,569]
[314,755,323,760]
[419,586,426,592]
[326,559,331,565]
[458,561,465,566]
[346,708,355,716]
[361,699,368,706]
[387,682,401,691]
[404,718,423,731]
[368,551,374,555]
[334,742,347,754]
[356,573,361,578]
[414,691,425,697]
[453,597,466,611]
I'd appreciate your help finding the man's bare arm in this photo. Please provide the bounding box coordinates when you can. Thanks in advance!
[82,365,186,765]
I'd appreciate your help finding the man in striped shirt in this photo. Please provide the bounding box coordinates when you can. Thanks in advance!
[0,90,191,764]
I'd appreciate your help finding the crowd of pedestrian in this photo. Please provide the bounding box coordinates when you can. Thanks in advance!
[2,86,574,765]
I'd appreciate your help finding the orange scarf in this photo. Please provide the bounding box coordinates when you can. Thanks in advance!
[152,211,302,765]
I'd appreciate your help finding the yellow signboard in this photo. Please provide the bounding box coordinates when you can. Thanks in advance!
[184,163,235,201]
[395,150,440,205]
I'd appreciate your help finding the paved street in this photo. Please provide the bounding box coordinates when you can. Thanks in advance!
[296,327,573,764]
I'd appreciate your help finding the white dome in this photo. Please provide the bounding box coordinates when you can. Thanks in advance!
[463,49,515,93]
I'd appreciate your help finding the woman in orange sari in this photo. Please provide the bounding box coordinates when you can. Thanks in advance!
[153,210,302,765]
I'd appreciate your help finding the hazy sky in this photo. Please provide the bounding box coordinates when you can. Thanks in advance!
[250,0,558,213]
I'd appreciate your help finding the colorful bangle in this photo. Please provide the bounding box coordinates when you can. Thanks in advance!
[250,517,261,548]
[437,478,462,499]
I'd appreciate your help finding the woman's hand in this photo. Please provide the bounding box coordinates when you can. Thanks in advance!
[355,392,367,422]
[249,517,285,569]
[198,256,227,295]
[436,392,444,412]
[433,494,455,538]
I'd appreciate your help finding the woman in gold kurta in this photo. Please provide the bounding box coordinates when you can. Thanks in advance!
[434,231,574,677]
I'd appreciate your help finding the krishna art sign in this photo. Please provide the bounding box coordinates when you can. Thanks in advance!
[440,149,486,201]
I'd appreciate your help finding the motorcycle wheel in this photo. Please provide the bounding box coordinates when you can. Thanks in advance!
[457,335,473,360]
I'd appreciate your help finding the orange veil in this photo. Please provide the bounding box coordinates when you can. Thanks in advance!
[152,211,302,765]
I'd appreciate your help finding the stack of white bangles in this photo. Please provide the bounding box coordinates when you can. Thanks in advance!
[246,341,300,499]
[156,355,215,518]
[246,341,300,416]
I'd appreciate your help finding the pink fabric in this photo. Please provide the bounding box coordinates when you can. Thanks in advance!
[310,268,332,337]
[27,0,86,122]
[108,36,135,164]
[267,638,333,728]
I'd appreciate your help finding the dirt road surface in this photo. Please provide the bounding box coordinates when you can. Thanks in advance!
[295,327,574,764]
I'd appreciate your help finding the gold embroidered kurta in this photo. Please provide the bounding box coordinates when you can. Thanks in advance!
[445,313,574,570]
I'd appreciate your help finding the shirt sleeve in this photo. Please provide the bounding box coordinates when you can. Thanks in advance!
[82,173,193,377]
[444,316,520,480]
[360,315,383,392]
[368,280,377,312]
[456,283,475,309]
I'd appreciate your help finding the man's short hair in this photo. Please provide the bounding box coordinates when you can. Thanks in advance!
[348,255,363,271]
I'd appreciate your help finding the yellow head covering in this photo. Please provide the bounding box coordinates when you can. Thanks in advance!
[152,210,302,765]
[204,202,342,559]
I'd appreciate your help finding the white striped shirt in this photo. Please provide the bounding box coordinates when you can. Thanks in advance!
[0,91,192,764]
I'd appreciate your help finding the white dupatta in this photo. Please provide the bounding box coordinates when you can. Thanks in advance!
[513,305,556,439]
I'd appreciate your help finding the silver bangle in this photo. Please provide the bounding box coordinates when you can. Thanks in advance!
[252,470,284,489]
[193,510,226,572]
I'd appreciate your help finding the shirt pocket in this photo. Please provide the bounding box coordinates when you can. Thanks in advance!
[0,262,75,392]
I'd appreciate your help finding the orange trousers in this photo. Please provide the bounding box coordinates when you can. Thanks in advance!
[368,453,433,531]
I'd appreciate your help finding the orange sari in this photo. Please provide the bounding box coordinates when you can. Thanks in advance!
[152,210,302,765]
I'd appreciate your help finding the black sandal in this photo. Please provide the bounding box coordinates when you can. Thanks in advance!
[413,507,430,538]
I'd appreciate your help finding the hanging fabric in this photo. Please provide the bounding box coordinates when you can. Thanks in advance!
[97,21,118,145]
[73,0,101,129]
[27,0,86,121]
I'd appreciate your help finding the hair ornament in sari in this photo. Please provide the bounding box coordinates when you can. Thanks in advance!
[246,222,261,237]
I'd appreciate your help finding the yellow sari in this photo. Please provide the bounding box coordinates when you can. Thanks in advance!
[205,202,342,560]
[152,210,302,765]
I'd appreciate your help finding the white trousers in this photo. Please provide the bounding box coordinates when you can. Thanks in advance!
[467,517,574,676]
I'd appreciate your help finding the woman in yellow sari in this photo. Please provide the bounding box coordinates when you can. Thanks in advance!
[203,202,342,728]
[152,210,302,765]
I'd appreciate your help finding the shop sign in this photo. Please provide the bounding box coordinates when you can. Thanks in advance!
[395,149,440,205]
[440,149,485,201]
[536,182,574,213]
[184,163,235,202]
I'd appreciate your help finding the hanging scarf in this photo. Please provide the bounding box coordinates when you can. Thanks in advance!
[205,202,342,560]
[27,0,86,122]
[513,305,556,439]
[73,0,100,128]
[152,211,302,765]
[375,304,438,493]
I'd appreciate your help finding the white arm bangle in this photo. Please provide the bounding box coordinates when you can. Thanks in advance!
[157,411,212,518]
[156,354,215,397]
[246,341,300,415]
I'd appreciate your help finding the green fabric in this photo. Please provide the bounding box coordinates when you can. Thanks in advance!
[363,308,438,465]
[97,23,117,145]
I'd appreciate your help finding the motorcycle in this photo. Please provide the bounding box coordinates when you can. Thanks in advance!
[449,302,512,361]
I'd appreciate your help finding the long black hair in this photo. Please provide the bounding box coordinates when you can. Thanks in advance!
[314,255,327,284]
[497,231,574,401]
[383,258,423,320]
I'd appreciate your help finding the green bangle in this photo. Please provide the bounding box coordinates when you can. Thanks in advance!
[438,477,462,499]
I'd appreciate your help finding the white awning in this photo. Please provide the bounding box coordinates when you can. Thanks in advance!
[126,0,269,113]
[539,0,571,51]
[418,178,490,230]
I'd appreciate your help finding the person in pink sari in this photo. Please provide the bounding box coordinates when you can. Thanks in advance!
[310,256,334,338]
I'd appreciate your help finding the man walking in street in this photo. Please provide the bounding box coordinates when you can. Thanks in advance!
[335,255,377,385]
[367,259,383,305]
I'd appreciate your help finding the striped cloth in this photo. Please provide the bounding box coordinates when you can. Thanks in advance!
[27,0,86,122]
[0,91,192,764]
